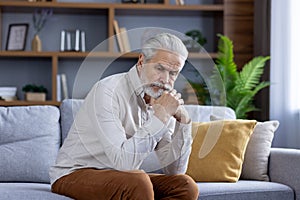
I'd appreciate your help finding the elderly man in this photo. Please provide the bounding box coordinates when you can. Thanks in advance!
[50,33,198,200]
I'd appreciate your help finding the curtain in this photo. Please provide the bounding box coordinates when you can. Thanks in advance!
[270,0,300,148]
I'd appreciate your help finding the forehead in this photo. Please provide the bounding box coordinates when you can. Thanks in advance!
[147,49,185,70]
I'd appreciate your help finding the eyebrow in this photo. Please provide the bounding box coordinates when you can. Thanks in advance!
[157,63,179,74]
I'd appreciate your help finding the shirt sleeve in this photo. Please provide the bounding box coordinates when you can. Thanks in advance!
[155,119,193,175]
[81,82,169,171]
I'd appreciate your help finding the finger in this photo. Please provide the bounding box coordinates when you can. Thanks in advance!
[175,93,181,100]
[170,89,177,96]
[178,99,184,105]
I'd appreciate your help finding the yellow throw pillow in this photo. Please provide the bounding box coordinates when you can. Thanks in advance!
[186,120,257,182]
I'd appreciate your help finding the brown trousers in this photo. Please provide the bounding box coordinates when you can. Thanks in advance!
[51,168,199,200]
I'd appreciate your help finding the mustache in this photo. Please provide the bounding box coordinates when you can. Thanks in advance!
[149,82,172,91]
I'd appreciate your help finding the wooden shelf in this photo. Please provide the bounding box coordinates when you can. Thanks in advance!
[0,100,61,106]
[0,2,224,12]
[0,51,218,59]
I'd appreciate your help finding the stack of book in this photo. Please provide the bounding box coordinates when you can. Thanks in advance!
[0,87,17,101]
[113,20,131,53]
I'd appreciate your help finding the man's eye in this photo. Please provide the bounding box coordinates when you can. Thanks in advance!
[156,66,164,71]
[170,72,178,76]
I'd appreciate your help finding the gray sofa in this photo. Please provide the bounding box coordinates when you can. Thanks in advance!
[0,99,299,200]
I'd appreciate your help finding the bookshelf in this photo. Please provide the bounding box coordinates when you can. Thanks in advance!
[0,0,254,106]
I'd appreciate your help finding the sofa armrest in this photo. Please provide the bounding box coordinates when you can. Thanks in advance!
[269,148,300,200]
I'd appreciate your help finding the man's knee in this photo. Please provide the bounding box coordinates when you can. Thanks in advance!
[175,174,199,200]
[123,171,154,200]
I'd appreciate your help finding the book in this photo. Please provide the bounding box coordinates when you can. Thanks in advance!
[75,29,80,52]
[56,74,62,102]
[176,0,184,5]
[113,20,125,53]
[120,27,131,52]
[61,73,69,99]
[81,31,86,52]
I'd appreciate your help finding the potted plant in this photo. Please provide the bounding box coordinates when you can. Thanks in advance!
[22,84,48,101]
[187,34,270,119]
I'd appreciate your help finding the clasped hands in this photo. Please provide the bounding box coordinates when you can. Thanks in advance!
[150,89,190,124]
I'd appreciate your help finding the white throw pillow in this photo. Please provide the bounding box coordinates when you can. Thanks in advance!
[210,115,279,181]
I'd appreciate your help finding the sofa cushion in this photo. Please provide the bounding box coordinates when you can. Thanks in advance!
[187,120,256,182]
[60,99,83,143]
[240,120,279,181]
[0,106,60,183]
[0,183,71,200]
[210,115,280,181]
[197,180,293,200]
[184,105,236,122]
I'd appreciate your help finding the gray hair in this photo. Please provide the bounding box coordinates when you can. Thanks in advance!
[142,33,188,62]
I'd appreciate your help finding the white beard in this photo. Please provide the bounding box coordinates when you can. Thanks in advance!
[142,81,172,99]
[143,85,165,99]
[139,66,172,99]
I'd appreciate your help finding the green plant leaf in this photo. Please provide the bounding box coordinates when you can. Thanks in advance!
[215,34,238,92]
[190,34,270,118]
[234,92,255,119]
[235,56,270,92]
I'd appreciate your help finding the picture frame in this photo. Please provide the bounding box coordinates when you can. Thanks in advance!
[6,23,29,51]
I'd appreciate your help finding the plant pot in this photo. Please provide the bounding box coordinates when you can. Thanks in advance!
[25,92,46,101]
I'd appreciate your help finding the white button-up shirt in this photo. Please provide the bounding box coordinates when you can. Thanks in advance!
[49,66,192,185]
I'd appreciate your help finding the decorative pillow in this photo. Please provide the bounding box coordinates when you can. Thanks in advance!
[186,120,257,182]
[240,121,279,181]
[210,115,279,181]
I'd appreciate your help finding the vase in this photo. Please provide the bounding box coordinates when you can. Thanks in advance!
[32,34,42,52]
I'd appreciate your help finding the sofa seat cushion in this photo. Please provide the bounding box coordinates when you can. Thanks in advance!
[197,180,294,200]
[0,183,71,200]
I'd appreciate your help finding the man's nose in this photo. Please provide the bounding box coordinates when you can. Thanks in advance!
[159,71,169,84]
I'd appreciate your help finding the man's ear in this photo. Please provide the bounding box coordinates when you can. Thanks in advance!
[137,54,144,72]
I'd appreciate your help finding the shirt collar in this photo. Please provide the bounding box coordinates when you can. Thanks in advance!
[128,65,144,96]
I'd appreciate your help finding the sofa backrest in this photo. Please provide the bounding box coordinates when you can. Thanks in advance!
[60,99,236,172]
[0,105,60,183]
[60,99,236,143]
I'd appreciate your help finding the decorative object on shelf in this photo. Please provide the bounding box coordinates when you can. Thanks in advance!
[6,24,29,51]
[22,84,48,101]
[32,8,53,51]
[183,29,207,52]
[0,87,17,101]
[187,34,270,119]
[32,34,42,52]
[60,29,86,52]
